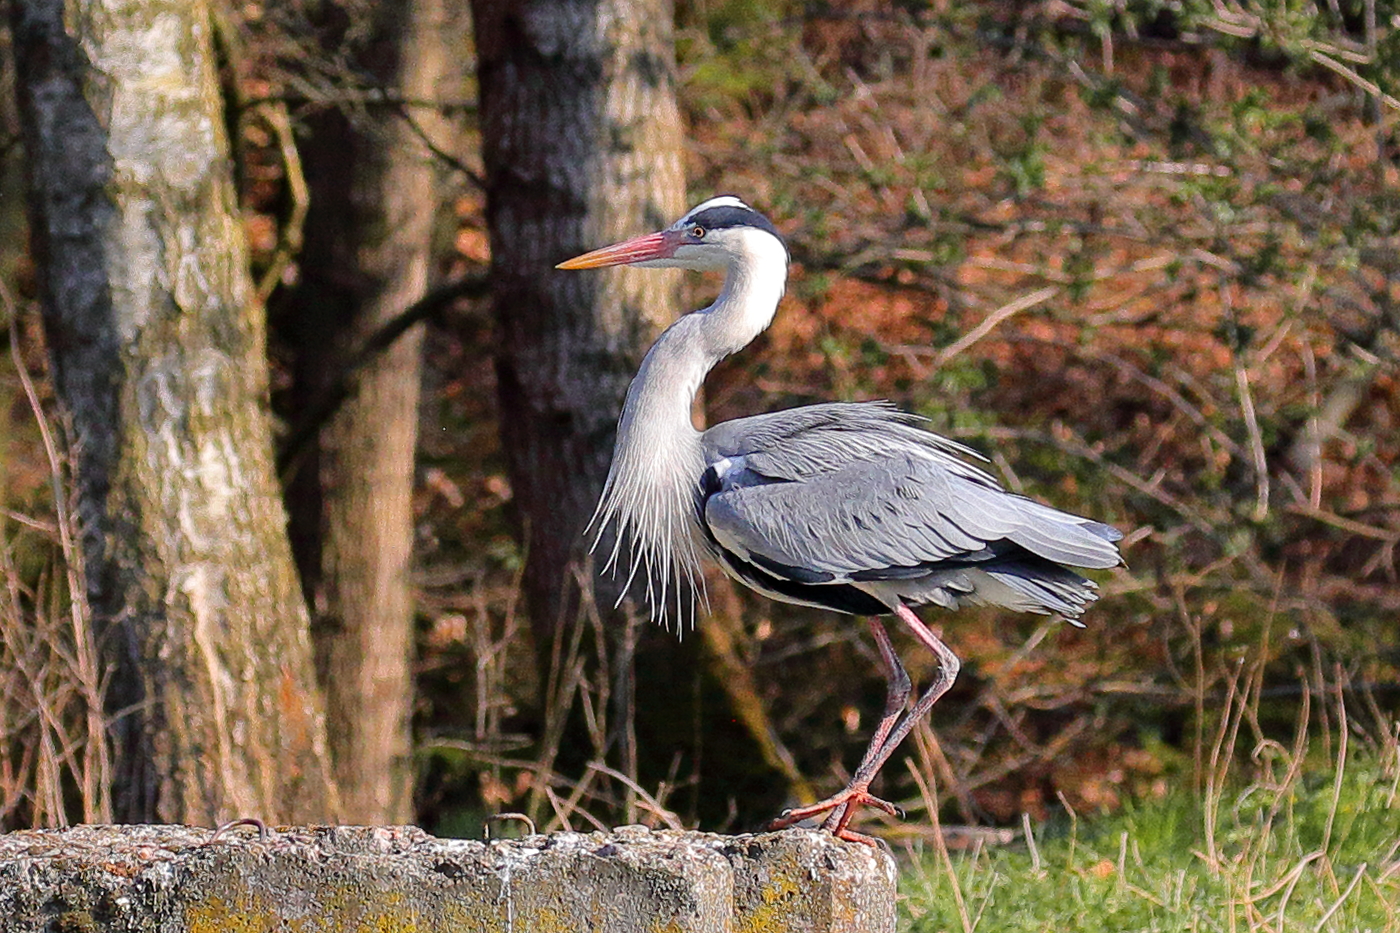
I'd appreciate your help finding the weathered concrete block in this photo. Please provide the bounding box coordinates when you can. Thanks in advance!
[0,823,896,932]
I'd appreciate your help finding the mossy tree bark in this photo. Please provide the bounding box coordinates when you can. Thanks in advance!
[280,0,459,823]
[469,0,685,671]
[10,0,338,823]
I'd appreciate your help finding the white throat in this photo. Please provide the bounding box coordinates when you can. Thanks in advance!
[700,228,789,360]
[593,226,789,625]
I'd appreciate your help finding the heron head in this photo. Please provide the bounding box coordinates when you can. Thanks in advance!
[556,196,788,273]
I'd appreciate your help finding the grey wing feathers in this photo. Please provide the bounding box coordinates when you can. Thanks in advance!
[705,451,1120,575]
[699,401,1122,617]
[704,401,992,481]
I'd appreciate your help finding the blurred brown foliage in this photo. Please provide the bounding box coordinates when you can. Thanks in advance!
[407,1,1400,836]
[677,0,1400,828]
[4,0,1400,836]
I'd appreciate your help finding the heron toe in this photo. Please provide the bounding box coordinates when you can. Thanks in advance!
[768,784,903,836]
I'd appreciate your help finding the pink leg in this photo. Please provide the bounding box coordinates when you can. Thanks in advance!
[769,618,910,834]
[770,605,960,844]
[862,617,912,761]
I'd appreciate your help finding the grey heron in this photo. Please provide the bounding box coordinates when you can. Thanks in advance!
[557,196,1123,843]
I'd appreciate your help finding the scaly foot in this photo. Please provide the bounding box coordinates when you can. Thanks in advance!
[767,784,904,840]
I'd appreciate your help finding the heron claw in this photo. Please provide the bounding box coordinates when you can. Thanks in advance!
[767,784,903,836]
[863,795,901,817]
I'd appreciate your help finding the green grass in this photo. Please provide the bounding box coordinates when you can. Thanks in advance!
[900,742,1400,932]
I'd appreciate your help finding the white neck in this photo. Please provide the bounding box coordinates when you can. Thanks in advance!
[697,229,790,360]
[592,227,789,624]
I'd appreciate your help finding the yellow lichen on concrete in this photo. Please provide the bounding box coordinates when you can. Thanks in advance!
[516,905,565,931]
[2,825,895,933]
[650,921,687,933]
[185,894,278,933]
[186,886,434,933]
[439,898,507,933]
[319,884,421,933]
[735,864,808,933]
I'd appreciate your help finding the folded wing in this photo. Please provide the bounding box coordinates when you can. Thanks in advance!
[700,402,1122,617]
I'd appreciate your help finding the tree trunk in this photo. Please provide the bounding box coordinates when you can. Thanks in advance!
[281,0,456,824]
[10,0,338,823]
[469,0,685,671]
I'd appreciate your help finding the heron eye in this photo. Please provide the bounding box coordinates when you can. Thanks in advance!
[691,225,706,239]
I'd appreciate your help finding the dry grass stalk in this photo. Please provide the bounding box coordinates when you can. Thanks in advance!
[1,306,110,829]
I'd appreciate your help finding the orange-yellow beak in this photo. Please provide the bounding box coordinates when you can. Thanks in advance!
[555,231,675,269]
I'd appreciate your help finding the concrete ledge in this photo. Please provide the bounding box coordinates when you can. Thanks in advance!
[0,823,896,932]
